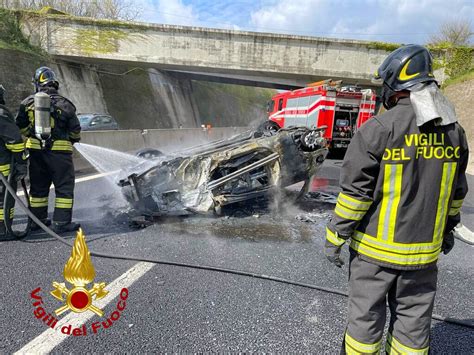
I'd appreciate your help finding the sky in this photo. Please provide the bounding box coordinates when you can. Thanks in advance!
[136,0,474,44]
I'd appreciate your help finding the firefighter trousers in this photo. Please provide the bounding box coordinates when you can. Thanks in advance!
[29,150,75,224]
[0,172,15,226]
[343,251,437,355]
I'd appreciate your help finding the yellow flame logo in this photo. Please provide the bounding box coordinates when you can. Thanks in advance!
[64,229,95,287]
[50,229,108,316]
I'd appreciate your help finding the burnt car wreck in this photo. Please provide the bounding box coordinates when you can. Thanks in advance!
[118,127,328,217]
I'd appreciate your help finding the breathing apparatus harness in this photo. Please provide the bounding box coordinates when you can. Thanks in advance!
[0,174,472,330]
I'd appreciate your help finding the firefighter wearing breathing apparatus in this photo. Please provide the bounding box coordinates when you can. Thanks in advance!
[325,44,469,354]
[0,85,27,236]
[16,67,81,234]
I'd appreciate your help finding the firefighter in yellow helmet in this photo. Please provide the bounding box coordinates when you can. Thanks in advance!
[16,67,81,234]
[325,44,469,354]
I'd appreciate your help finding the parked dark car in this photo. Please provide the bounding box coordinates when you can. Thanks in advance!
[78,113,119,131]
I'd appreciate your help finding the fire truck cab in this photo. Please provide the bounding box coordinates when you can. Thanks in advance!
[266,80,377,150]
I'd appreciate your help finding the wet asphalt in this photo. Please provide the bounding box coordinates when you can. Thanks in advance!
[0,160,472,353]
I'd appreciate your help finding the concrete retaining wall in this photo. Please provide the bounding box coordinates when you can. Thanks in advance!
[73,127,248,172]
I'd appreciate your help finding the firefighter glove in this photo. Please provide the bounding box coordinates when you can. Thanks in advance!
[325,240,345,268]
[442,231,455,255]
[14,163,27,181]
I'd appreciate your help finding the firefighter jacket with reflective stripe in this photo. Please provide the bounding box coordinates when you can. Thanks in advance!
[0,104,26,176]
[327,98,469,270]
[16,87,81,153]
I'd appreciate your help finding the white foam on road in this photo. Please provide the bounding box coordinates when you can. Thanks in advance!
[454,223,474,245]
[14,262,155,354]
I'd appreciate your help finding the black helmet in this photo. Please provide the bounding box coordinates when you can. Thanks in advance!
[33,66,59,91]
[374,44,436,109]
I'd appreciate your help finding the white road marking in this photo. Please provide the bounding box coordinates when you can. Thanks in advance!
[76,171,117,183]
[14,262,155,354]
[453,223,474,245]
[17,172,115,197]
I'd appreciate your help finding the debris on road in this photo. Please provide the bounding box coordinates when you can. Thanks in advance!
[304,192,338,204]
[295,211,332,223]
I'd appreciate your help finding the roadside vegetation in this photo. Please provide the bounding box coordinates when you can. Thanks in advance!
[428,19,473,87]
[443,68,474,87]
[0,8,40,54]
[370,19,473,88]
[0,0,140,20]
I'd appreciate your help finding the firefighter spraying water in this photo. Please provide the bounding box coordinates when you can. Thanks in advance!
[16,66,82,234]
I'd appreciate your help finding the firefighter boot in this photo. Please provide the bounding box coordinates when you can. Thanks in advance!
[0,222,5,236]
[52,221,81,234]
[31,219,51,232]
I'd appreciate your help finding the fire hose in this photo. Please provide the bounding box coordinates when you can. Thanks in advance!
[0,173,472,330]
[3,157,31,239]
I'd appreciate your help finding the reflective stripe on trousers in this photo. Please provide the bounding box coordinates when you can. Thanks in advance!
[386,333,429,355]
[0,164,10,177]
[345,252,436,355]
[55,197,73,209]
[345,332,381,354]
[30,196,49,208]
[0,208,14,221]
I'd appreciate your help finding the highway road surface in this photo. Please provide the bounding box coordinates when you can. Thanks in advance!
[1,160,472,353]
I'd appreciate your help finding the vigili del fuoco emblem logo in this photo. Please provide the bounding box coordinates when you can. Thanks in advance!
[30,229,130,336]
[50,229,109,316]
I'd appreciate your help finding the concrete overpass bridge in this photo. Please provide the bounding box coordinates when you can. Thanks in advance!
[21,12,392,89]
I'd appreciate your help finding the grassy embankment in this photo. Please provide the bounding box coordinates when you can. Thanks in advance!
[443,73,474,175]
[0,9,43,55]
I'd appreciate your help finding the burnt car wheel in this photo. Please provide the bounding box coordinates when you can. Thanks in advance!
[136,148,163,159]
[300,130,324,151]
[256,120,280,135]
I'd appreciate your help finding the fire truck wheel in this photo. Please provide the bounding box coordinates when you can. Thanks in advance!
[136,148,164,159]
[257,120,280,135]
[301,130,323,151]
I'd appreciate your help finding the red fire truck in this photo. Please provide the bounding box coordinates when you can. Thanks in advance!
[265,80,377,150]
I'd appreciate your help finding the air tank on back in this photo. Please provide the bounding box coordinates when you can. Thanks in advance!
[34,92,51,141]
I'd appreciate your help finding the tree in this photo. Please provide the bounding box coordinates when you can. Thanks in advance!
[0,0,141,21]
[429,19,473,46]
